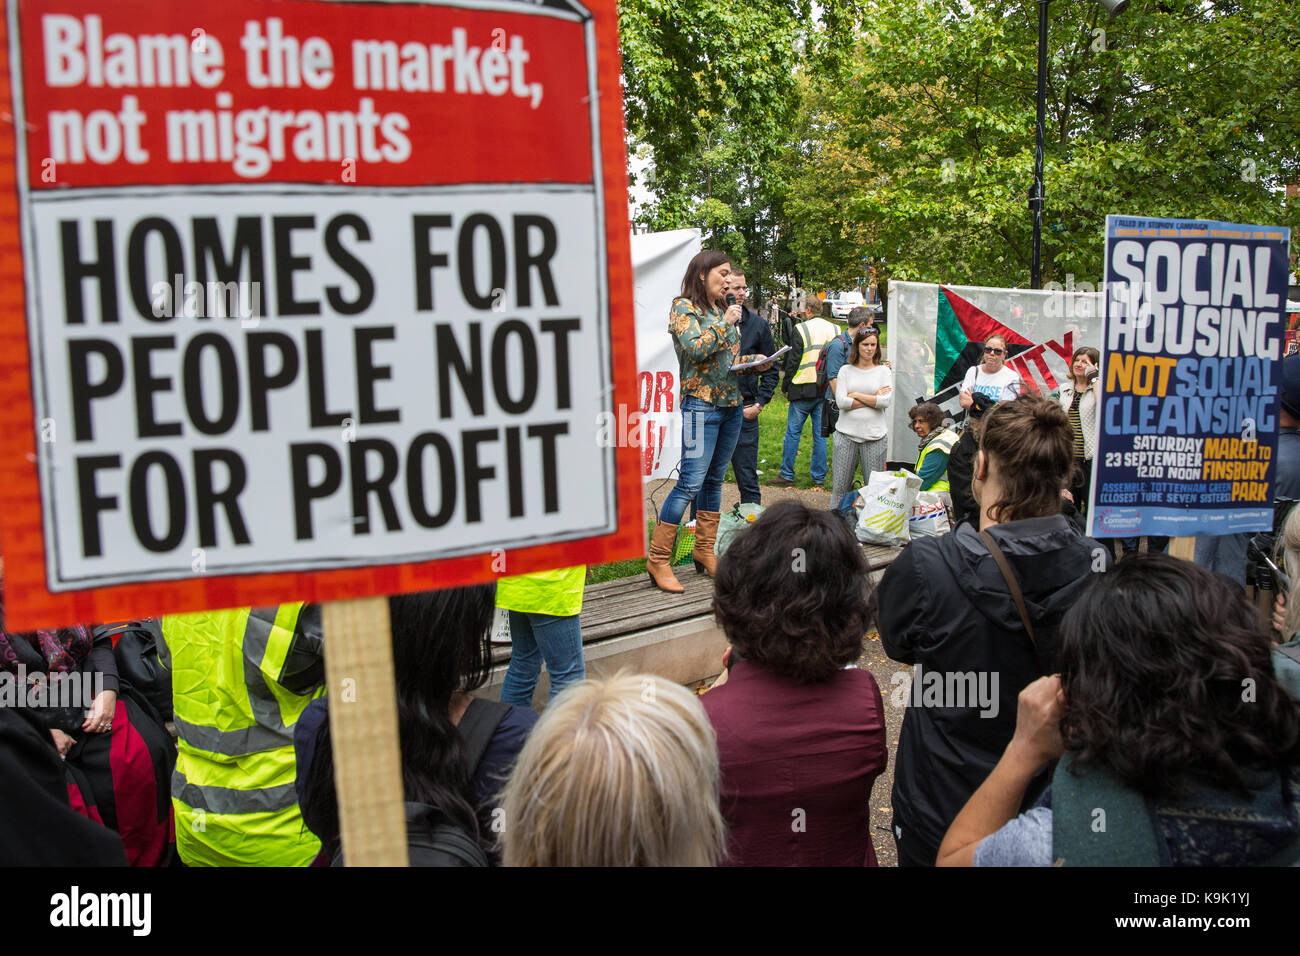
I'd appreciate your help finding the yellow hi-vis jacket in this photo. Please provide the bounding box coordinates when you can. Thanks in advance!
[160,604,326,867]
[791,317,839,386]
[916,427,959,493]
[495,566,587,618]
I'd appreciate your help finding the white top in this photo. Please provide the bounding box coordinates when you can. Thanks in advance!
[962,364,1022,403]
[1058,381,1100,461]
[835,364,893,441]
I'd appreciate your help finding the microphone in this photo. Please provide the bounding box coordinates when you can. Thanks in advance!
[725,292,738,324]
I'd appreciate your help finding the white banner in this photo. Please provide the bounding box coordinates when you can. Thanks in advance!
[887,281,1105,463]
[632,228,700,481]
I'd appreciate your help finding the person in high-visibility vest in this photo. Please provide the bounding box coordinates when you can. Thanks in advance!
[909,402,958,494]
[772,304,838,487]
[160,603,325,867]
[497,566,587,707]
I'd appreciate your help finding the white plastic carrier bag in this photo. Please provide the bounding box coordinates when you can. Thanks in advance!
[909,491,952,539]
[855,469,922,546]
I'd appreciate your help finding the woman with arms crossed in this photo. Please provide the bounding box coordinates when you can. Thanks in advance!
[830,328,892,504]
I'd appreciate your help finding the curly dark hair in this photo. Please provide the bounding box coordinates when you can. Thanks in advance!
[1059,553,1300,799]
[712,501,876,683]
[908,402,944,430]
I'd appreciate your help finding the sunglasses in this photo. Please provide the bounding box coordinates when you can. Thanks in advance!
[984,347,1006,356]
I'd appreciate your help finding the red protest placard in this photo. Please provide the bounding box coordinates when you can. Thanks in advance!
[0,0,643,630]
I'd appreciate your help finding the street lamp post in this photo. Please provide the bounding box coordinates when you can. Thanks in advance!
[1031,0,1128,289]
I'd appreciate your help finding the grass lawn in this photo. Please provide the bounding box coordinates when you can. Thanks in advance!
[587,519,653,583]
[727,388,835,492]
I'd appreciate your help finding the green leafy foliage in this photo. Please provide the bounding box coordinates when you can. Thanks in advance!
[617,0,869,302]
[617,0,1297,295]
[783,0,1300,288]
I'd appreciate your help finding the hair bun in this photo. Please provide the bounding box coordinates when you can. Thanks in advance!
[1035,400,1067,424]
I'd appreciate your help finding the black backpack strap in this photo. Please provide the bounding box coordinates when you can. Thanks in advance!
[457,698,511,776]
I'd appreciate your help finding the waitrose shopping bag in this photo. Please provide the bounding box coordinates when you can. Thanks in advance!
[855,470,922,546]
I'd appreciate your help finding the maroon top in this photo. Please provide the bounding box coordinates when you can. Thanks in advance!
[702,660,888,867]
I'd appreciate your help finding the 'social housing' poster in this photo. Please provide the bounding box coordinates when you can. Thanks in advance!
[1090,215,1291,538]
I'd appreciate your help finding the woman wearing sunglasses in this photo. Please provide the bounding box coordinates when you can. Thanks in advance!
[959,335,1023,410]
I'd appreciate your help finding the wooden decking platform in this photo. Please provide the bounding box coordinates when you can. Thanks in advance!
[576,541,902,645]
[486,542,904,683]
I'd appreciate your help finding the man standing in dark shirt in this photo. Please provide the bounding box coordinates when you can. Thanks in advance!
[728,271,779,504]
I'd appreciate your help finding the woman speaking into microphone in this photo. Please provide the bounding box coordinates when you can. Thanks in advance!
[646,251,770,594]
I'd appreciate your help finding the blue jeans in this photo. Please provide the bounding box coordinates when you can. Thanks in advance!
[658,398,743,525]
[500,610,585,707]
[1194,533,1250,586]
[781,397,827,483]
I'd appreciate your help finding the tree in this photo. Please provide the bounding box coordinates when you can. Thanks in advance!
[784,0,1300,290]
[617,0,868,303]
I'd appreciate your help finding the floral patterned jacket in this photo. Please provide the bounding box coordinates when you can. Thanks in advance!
[668,297,764,407]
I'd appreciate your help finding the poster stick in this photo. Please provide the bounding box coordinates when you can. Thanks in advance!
[1168,537,1196,561]
[323,597,408,867]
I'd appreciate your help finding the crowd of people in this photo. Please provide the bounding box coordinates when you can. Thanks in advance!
[649,251,1114,545]
[649,250,1108,585]
[5,246,1300,868]
[11,472,1300,866]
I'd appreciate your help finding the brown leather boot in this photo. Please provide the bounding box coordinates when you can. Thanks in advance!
[692,510,721,576]
[646,520,685,593]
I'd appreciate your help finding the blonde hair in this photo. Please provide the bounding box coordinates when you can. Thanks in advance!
[499,673,725,867]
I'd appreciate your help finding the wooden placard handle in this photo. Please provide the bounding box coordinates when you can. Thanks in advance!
[323,597,408,866]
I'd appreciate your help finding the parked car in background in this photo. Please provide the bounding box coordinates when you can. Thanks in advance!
[829,289,865,319]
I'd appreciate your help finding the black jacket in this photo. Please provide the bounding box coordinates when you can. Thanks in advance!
[877,515,1107,864]
[946,429,978,529]
[0,707,127,864]
[736,307,778,407]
